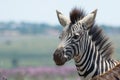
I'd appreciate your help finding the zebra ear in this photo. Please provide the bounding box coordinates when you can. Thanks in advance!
[56,10,70,27]
[81,9,97,29]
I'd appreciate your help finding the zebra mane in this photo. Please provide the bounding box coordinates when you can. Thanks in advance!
[70,8,114,59]
[89,25,114,59]
[70,8,85,24]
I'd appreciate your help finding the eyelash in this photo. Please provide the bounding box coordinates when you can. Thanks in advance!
[59,35,62,39]
[73,35,79,39]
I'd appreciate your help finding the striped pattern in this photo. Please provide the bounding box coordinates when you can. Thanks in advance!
[53,8,119,80]
[92,63,120,80]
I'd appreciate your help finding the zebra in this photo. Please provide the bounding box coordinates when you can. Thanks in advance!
[53,8,119,80]
[91,64,120,80]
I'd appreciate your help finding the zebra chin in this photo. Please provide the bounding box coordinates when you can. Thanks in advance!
[54,57,67,66]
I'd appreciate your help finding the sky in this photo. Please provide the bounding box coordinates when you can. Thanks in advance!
[0,0,120,26]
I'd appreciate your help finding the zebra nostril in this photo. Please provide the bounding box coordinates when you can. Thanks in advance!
[54,49,61,56]
[53,49,62,59]
[54,52,61,58]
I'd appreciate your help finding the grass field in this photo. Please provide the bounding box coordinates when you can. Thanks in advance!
[0,34,120,80]
[109,34,120,59]
[0,35,59,68]
[0,34,120,68]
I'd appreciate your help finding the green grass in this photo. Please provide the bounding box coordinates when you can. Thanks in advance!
[109,34,120,59]
[0,34,120,68]
[0,34,120,80]
[0,35,59,68]
[0,35,59,55]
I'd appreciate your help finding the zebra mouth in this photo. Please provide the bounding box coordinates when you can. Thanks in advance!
[53,54,67,66]
[53,50,67,66]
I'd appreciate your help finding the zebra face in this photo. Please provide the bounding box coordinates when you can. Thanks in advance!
[53,23,85,66]
[53,26,72,65]
[53,9,97,66]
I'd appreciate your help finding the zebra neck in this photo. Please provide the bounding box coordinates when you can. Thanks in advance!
[74,39,118,80]
[74,39,98,79]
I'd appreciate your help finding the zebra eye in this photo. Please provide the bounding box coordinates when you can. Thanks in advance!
[59,35,62,39]
[59,33,63,39]
[73,33,79,39]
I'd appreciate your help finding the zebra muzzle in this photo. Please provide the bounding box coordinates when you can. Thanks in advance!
[53,49,67,66]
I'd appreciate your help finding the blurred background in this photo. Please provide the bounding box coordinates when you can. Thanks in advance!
[0,0,120,80]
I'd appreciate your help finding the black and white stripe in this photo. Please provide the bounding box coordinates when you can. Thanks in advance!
[66,23,119,80]
[54,8,119,80]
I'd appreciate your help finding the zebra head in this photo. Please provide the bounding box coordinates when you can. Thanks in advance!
[53,9,97,66]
